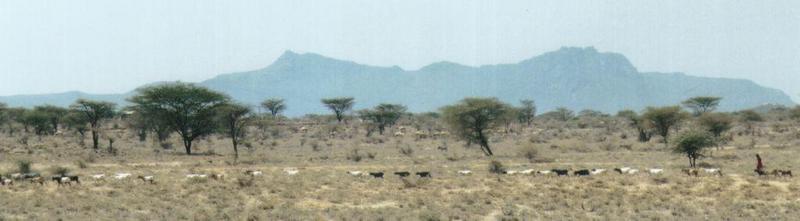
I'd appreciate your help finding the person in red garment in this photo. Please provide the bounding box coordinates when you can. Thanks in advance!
[755,154,766,176]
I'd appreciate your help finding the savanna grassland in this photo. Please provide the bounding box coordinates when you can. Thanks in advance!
[1,113,800,221]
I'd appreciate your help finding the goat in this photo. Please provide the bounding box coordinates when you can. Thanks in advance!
[138,175,155,184]
[91,174,106,179]
[457,170,472,175]
[771,169,793,177]
[283,168,300,175]
[755,169,768,176]
[244,170,263,176]
[211,173,226,180]
[681,168,699,177]
[552,169,569,176]
[393,131,405,137]
[368,172,384,179]
[10,173,23,180]
[30,177,45,185]
[186,174,208,179]
[416,172,432,178]
[537,170,553,175]
[647,168,664,175]
[614,167,632,174]
[394,171,411,177]
[627,169,639,175]
[590,169,606,175]
[437,146,448,152]
[703,168,723,176]
[1,177,13,186]
[347,171,364,176]
[502,170,519,175]
[299,126,308,133]
[519,169,536,175]
[573,169,591,176]
[114,173,132,180]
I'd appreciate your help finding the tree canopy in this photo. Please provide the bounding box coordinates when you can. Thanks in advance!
[70,99,117,150]
[358,103,407,135]
[643,106,689,146]
[673,130,716,167]
[321,97,355,123]
[682,96,722,116]
[128,83,229,155]
[441,97,512,156]
[261,98,286,117]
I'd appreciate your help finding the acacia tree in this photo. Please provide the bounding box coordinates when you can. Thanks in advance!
[673,130,716,168]
[517,100,536,126]
[216,103,253,159]
[682,96,722,116]
[643,106,689,147]
[441,97,512,156]
[126,107,172,145]
[70,99,116,150]
[358,103,406,135]
[22,109,52,135]
[617,110,652,142]
[261,98,286,118]
[128,83,229,155]
[34,105,68,135]
[699,112,733,138]
[63,111,89,146]
[321,97,355,123]
[553,107,574,121]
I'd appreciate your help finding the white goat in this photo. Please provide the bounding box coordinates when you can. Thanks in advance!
[457,170,473,175]
[114,173,132,180]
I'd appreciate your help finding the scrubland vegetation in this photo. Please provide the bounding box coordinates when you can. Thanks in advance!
[1,84,800,220]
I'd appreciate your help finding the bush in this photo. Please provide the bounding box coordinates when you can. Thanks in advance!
[17,160,32,174]
[51,166,70,176]
[518,145,539,161]
[346,148,364,162]
[488,160,506,174]
[399,146,414,157]
[75,160,88,169]
[237,177,255,188]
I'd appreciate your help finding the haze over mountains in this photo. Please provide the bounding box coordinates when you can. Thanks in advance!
[1,47,794,116]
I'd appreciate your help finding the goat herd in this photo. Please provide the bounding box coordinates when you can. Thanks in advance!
[0,166,793,188]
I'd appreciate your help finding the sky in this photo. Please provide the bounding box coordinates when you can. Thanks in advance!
[0,0,798,102]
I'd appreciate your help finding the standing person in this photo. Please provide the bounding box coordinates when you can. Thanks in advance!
[755,154,765,175]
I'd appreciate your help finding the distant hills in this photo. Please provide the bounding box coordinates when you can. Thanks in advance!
[1,47,795,116]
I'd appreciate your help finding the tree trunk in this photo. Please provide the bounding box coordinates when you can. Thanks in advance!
[91,130,99,150]
[183,138,193,155]
[477,130,493,156]
[232,137,238,159]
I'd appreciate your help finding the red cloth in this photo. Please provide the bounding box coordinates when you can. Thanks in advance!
[756,155,764,171]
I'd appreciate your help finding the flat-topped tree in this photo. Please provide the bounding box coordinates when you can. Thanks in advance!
[682,96,722,116]
[321,97,355,123]
[70,99,116,150]
[33,105,68,135]
[128,83,229,155]
[441,97,512,156]
[673,130,716,168]
[261,98,286,118]
[643,106,689,147]
[358,103,406,135]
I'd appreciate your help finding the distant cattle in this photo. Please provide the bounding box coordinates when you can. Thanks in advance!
[394,172,411,177]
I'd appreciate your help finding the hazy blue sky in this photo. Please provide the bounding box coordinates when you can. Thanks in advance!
[1,0,798,101]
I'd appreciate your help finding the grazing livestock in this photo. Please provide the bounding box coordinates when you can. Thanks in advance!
[626,169,639,175]
[30,177,45,185]
[394,172,411,177]
[91,174,106,179]
[614,167,632,174]
[755,169,768,176]
[703,168,723,176]
[647,169,664,175]
[519,169,536,175]
[245,170,263,176]
[299,126,308,133]
[369,172,384,178]
[1,177,12,186]
[415,131,428,139]
[393,131,405,137]
[457,170,472,175]
[771,170,793,177]
[416,172,432,178]
[138,175,155,184]
[186,174,208,179]
[590,169,606,175]
[10,173,23,180]
[681,168,699,177]
[537,170,553,175]
[211,174,226,180]
[114,173,132,180]
[437,146,448,152]
[347,171,364,176]
[573,169,591,176]
[283,168,300,175]
[552,169,569,176]
[502,170,519,175]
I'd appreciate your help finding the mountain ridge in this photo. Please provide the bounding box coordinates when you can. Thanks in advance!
[1,47,794,116]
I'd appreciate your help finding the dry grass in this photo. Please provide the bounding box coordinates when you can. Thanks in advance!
[1,118,799,220]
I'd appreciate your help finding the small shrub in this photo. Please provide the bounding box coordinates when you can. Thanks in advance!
[399,146,414,157]
[75,160,88,169]
[51,166,70,176]
[17,160,32,174]
[366,152,377,159]
[237,177,255,188]
[518,145,539,161]
[488,160,506,174]
[346,148,364,162]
